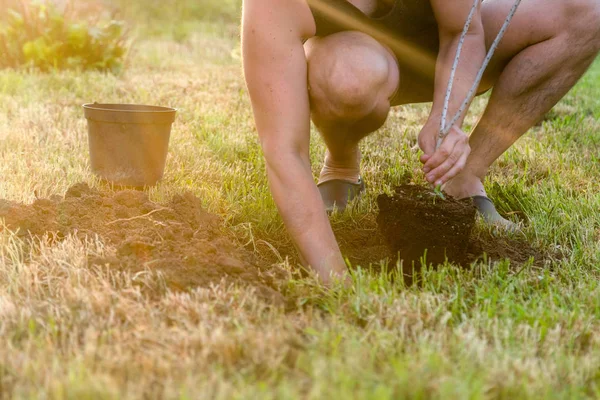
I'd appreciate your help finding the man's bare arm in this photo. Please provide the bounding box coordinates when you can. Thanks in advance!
[242,0,348,284]
[418,0,486,186]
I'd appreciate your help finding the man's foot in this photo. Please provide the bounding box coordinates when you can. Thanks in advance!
[318,177,366,213]
[443,173,519,231]
[442,172,486,200]
[471,195,521,231]
[317,148,363,212]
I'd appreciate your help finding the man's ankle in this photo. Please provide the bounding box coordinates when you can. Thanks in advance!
[318,149,361,184]
[443,172,486,199]
[318,164,360,185]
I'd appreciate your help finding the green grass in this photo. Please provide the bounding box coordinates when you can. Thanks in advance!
[1,4,600,398]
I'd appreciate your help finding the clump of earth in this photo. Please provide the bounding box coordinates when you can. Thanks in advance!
[375,184,552,281]
[377,184,477,267]
[0,183,284,303]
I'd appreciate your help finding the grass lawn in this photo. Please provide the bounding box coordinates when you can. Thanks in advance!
[1,13,600,400]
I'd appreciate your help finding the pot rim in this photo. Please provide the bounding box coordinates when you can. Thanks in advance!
[82,103,178,113]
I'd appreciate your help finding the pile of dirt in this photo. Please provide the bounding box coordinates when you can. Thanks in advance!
[466,233,549,268]
[0,183,283,303]
[0,183,553,297]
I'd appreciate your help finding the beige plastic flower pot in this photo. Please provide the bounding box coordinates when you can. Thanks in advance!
[83,103,177,187]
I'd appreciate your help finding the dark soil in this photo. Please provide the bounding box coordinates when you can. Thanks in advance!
[466,233,550,268]
[376,184,553,281]
[334,222,391,268]
[0,183,284,303]
[0,183,554,298]
[377,185,477,267]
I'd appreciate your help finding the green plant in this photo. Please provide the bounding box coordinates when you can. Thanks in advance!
[0,1,130,73]
[433,185,447,202]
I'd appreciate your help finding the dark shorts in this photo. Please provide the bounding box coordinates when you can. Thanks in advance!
[308,0,440,106]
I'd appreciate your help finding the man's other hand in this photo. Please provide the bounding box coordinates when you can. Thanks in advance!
[418,124,470,187]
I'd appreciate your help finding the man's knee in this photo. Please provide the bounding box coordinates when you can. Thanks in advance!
[563,0,600,51]
[306,32,395,123]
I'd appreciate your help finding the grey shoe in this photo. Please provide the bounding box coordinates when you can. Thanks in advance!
[317,177,366,213]
[471,195,520,231]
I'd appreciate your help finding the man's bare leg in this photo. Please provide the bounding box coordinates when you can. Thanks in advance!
[305,31,399,186]
[443,0,600,200]
[304,0,600,216]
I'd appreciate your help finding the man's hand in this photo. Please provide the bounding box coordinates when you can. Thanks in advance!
[418,123,470,187]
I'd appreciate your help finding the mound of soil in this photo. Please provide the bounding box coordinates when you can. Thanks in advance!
[377,185,477,267]
[466,233,549,268]
[0,183,283,303]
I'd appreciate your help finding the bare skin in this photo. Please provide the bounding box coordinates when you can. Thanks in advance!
[242,0,600,284]
[243,0,348,284]
[308,0,485,186]
[442,0,600,199]
[306,0,600,195]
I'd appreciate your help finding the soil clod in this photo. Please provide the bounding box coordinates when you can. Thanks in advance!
[376,184,552,280]
[377,185,477,268]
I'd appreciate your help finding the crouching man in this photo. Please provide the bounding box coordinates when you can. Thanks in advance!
[242,0,600,284]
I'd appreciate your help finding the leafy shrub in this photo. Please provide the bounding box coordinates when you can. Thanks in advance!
[0,1,130,73]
